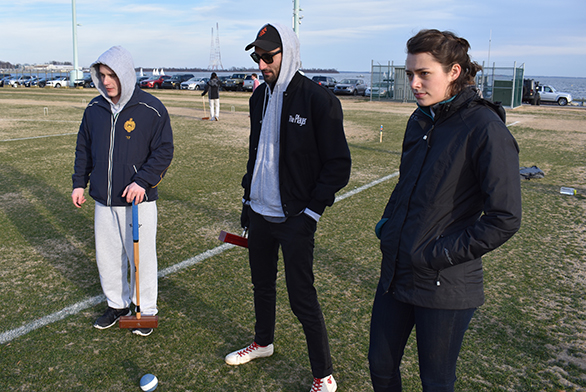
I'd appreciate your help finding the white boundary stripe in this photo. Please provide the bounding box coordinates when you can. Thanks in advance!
[335,172,399,203]
[1,132,78,142]
[158,243,235,278]
[507,121,520,127]
[0,119,81,123]
[0,172,399,345]
[0,295,105,344]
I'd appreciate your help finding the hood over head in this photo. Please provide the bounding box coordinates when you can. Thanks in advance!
[91,46,137,109]
[245,24,301,219]
[270,23,300,91]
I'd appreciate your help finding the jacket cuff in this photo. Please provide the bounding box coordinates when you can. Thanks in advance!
[303,208,321,222]
[134,178,149,190]
[306,200,326,216]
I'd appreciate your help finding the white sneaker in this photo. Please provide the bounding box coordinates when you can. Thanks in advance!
[310,375,337,392]
[224,341,274,365]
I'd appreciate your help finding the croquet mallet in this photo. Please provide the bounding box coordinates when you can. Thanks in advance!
[201,95,210,120]
[119,201,159,329]
[218,229,248,248]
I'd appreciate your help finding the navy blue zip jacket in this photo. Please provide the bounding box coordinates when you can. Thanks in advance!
[72,87,174,206]
[379,87,522,309]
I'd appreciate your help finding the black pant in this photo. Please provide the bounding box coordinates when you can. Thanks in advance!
[248,209,333,379]
[369,282,475,391]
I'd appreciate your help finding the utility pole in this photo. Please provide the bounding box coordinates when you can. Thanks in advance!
[292,0,302,36]
[70,0,82,87]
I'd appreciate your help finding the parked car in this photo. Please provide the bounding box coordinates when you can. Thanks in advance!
[522,79,540,105]
[242,74,264,91]
[136,76,148,88]
[18,75,33,86]
[333,79,367,96]
[223,73,247,91]
[218,76,230,90]
[311,75,337,90]
[23,76,39,87]
[8,75,33,87]
[34,77,49,88]
[0,73,11,87]
[180,77,209,91]
[140,75,171,89]
[45,76,69,88]
[73,75,94,88]
[536,84,572,106]
[161,74,194,89]
[365,83,390,98]
[84,75,95,88]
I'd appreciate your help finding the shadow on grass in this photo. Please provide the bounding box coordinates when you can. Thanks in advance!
[0,162,101,318]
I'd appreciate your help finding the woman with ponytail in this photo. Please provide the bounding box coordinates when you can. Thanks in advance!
[368,29,522,391]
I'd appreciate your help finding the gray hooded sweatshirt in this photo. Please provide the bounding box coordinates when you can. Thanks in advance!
[249,23,301,220]
[90,46,137,114]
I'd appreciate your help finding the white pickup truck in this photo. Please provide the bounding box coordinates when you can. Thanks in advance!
[536,85,572,106]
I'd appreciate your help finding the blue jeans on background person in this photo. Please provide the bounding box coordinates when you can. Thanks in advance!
[368,282,476,392]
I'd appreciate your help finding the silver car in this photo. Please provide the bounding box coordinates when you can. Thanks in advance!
[333,79,367,96]
[180,77,209,91]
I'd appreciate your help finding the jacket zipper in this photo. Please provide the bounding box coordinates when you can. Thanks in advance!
[106,113,119,206]
[423,124,434,147]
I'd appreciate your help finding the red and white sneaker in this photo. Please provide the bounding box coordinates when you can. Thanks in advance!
[310,375,337,392]
[224,341,274,365]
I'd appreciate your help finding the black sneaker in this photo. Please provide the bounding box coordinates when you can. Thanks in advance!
[94,307,131,329]
[132,328,153,337]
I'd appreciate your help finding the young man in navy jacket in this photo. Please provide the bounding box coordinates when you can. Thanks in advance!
[72,46,173,337]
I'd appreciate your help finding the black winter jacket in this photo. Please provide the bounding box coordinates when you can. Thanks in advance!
[379,87,522,309]
[202,78,220,99]
[242,72,351,217]
[72,88,174,206]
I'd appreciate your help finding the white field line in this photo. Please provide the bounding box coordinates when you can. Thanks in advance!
[507,121,520,127]
[0,171,399,345]
[1,133,78,142]
[335,172,399,203]
[0,119,80,142]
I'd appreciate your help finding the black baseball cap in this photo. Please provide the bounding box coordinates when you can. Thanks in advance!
[245,24,282,51]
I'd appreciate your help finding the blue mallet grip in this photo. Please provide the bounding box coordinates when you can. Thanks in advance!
[132,201,139,242]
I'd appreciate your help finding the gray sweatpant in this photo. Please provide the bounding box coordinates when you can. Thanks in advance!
[94,201,158,316]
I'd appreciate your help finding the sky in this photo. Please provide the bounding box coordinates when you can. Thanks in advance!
[1,0,585,78]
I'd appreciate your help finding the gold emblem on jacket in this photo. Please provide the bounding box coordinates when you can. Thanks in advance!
[125,118,136,133]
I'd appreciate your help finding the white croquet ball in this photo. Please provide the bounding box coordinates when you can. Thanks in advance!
[140,374,158,391]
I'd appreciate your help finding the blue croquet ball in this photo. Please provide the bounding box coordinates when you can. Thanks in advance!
[140,374,158,391]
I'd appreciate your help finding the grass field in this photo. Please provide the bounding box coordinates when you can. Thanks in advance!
[0,86,585,391]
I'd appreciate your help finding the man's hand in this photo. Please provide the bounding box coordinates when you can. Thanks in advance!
[121,182,146,204]
[72,188,86,208]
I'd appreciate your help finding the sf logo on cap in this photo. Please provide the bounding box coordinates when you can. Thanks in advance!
[259,27,267,37]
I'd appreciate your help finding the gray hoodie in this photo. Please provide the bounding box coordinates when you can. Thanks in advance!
[90,46,137,114]
[249,23,301,219]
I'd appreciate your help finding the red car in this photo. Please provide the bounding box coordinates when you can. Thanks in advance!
[139,75,171,89]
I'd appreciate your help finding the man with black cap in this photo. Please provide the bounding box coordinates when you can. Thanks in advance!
[223,23,351,392]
